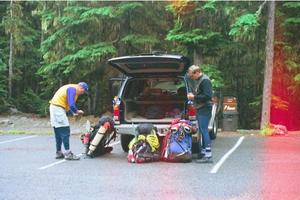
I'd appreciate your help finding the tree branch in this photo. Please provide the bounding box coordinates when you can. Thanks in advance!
[256,0,267,17]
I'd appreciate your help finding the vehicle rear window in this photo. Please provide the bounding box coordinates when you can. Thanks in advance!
[123,77,186,100]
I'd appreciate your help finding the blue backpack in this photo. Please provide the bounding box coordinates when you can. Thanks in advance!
[161,119,193,162]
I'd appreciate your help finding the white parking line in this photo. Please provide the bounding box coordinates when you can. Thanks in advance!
[39,140,120,170]
[0,135,38,144]
[210,136,245,174]
[39,153,83,170]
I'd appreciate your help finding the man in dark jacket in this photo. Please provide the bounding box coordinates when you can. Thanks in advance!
[186,65,213,163]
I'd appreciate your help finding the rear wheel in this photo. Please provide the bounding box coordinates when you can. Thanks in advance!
[121,134,134,152]
[192,142,199,154]
[209,118,218,140]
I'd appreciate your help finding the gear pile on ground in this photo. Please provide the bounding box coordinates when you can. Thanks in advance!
[127,124,161,163]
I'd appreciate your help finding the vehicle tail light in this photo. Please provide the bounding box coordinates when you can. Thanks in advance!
[113,105,120,121]
[187,101,197,121]
[113,97,121,124]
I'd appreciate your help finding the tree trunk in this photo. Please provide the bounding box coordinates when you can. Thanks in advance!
[8,0,13,99]
[87,95,92,115]
[193,47,203,66]
[92,81,99,114]
[260,1,275,129]
[40,2,46,46]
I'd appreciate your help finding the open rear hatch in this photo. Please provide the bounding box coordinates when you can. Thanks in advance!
[107,54,190,77]
[121,77,187,123]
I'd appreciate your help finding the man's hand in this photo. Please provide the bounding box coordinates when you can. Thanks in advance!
[77,110,84,115]
[187,93,195,100]
[73,110,84,116]
[74,110,84,121]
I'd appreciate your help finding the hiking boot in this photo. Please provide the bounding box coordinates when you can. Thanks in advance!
[196,156,213,164]
[55,151,64,159]
[64,152,80,160]
[196,147,206,159]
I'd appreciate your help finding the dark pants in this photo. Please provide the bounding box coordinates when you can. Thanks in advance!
[196,106,212,150]
[54,126,70,152]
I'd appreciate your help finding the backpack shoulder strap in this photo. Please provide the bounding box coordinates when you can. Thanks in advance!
[195,74,209,93]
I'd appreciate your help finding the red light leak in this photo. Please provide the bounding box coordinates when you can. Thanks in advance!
[270,18,300,131]
[263,18,300,199]
[262,133,300,199]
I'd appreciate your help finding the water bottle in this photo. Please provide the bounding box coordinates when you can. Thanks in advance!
[83,132,91,154]
[127,149,135,163]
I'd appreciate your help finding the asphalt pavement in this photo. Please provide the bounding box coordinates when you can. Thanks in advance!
[0,132,300,200]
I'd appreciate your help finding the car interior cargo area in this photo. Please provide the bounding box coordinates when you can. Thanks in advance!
[122,77,186,123]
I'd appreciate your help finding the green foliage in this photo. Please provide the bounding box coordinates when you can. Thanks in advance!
[0,64,7,98]
[167,28,222,46]
[165,4,174,13]
[80,6,116,19]
[63,6,90,13]
[281,2,300,84]
[229,1,266,42]
[0,3,9,112]
[248,96,262,128]
[0,77,8,112]
[41,28,66,54]
[117,1,170,54]
[284,17,300,26]
[5,130,27,135]
[283,2,300,9]
[0,54,9,113]
[202,0,217,12]
[16,89,48,116]
[0,1,298,130]
[249,96,262,108]
[229,13,259,41]
[294,74,300,82]
[39,43,116,75]
[117,2,143,13]
[165,1,226,93]
[121,34,159,46]
[260,123,273,136]
[201,64,224,88]
[2,2,39,54]
[0,1,42,109]
[0,58,6,70]
[286,60,299,69]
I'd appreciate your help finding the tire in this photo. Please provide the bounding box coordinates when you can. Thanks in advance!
[192,142,199,154]
[209,118,218,140]
[120,134,134,152]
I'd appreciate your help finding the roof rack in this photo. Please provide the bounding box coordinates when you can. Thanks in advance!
[139,51,167,56]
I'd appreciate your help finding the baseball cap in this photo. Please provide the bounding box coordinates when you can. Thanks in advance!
[78,82,89,94]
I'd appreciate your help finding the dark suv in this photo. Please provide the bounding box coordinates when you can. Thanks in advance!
[108,53,220,152]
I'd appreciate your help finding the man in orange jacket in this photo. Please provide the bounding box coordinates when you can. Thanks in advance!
[49,82,88,160]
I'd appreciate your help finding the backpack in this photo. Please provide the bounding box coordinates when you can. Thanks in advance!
[161,119,193,162]
[81,116,117,157]
[127,124,160,163]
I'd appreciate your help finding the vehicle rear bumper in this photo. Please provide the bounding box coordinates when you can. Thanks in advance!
[115,120,199,137]
[115,124,170,136]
